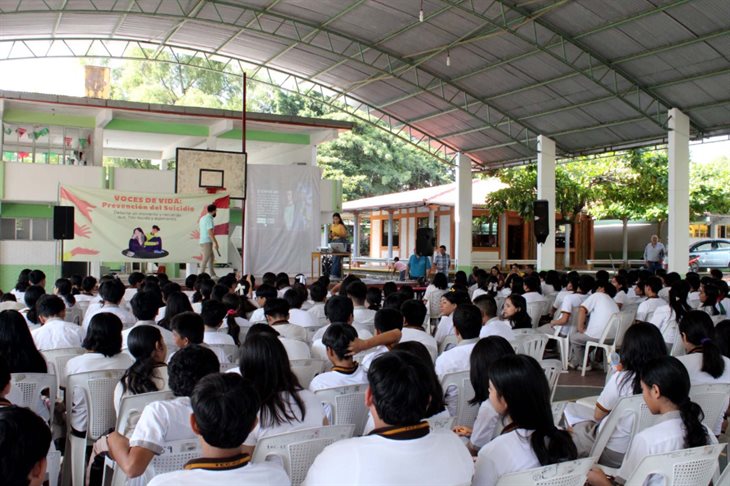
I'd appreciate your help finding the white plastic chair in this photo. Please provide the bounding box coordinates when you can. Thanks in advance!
[551,401,568,427]
[527,301,544,328]
[281,337,312,360]
[314,383,369,435]
[440,370,479,428]
[9,372,56,422]
[301,325,322,343]
[689,383,730,432]
[64,369,126,486]
[540,359,562,402]
[515,333,548,361]
[426,415,456,432]
[590,394,661,461]
[104,438,201,486]
[116,390,174,437]
[291,358,326,388]
[207,343,240,363]
[251,425,355,486]
[622,443,725,486]
[581,313,621,377]
[41,347,85,391]
[496,456,596,486]
[546,306,580,370]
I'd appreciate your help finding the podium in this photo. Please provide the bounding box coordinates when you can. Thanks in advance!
[311,251,351,278]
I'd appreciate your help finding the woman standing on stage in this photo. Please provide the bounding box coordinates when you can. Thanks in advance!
[329,213,349,280]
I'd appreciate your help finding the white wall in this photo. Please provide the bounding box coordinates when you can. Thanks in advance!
[3,163,103,202]
[114,168,175,193]
[439,214,451,248]
[0,241,56,265]
[248,144,313,166]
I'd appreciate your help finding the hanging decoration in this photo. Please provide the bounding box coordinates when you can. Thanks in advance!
[15,128,26,137]
[78,138,88,149]
[30,128,50,140]
[18,151,30,159]
[3,127,11,135]
[64,136,73,147]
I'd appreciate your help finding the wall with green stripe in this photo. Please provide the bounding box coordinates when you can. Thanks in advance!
[0,264,58,294]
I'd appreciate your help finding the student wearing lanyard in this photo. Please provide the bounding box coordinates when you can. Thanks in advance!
[148,373,290,486]
[303,349,473,486]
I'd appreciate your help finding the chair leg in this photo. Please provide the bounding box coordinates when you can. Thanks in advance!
[581,344,591,377]
[69,435,88,486]
[559,338,569,371]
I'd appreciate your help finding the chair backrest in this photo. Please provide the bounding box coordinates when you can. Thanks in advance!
[66,369,126,440]
[281,338,312,360]
[116,390,174,437]
[689,383,730,432]
[41,347,85,388]
[597,313,621,345]
[440,370,479,428]
[251,425,355,486]
[515,334,548,361]
[207,343,240,363]
[614,310,636,350]
[426,415,456,433]
[624,444,725,486]
[496,296,505,315]
[10,373,57,421]
[314,384,368,435]
[438,334,459,355]
[590,394,661,459]
[513,328,538,335]
[150,439,202,475]
[301,325,322,343]
[220,362,239,372]
[290,359,325,389]
[496,456,596,486]
[526,301,544,328]
[539,359,562,402]
[551,401,567,427]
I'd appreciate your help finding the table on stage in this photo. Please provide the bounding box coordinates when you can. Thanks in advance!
[311,251,351,278]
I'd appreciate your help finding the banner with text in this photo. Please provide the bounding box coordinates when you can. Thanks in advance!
[60,185,229,263]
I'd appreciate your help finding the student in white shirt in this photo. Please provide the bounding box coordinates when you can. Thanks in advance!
[190,278,213,314]
[283,287,317,327]
[471,269,490,301]
[587,356,716,486]
[539,275,592,337]
[676,310,730,435]
[248,284,276,324]
[124,271,145,305]
[82,278,136,332]
[169,312,229,364]
[148,372,290,486]
[434,291,470,345]
[650,281,692,348]
[65,313,134,435]
[611,274,629,309]
[0,405,53,486]
[347,281,377,328]
[275,273,291,299]
[423,272,449,319]
[114,325,169,413]
[569,323,668,467]
[435,304,483,416]
[311,296,374,353]
[239,333,326,447]
[303,349,473,486]
[400,300,438,360]
[123,291,177,355]
[201,300,235,346]
[263,298,307,342]
[474,294,515,341]
[306,283,328,327]
[54,278,82,325]
[636,276,665,322]
[502,294,533,330]
[310,324,368,392]
[522,275,547,306]
[20,285,46,331]
[107,345,220,480]
[31,294,83,351]
[156,291,194,331]
[473,355,578,486]
[453,336,515,455]
[569,281,620,370]
[219,293,250,345]
[360,308,404,371]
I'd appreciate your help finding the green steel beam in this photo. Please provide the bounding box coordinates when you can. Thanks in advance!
[3,108,96,128]
[219,129,310,145]
[105,118,209,136]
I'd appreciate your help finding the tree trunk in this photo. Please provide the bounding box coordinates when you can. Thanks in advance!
[656,220,664,238]
[622,218,629,267]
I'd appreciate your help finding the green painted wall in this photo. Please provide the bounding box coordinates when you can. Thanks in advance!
[105,119,209,137]
[0,162,5,199]
[230,208,243,226]
[220,129,310,145]
[3,109,96,129]
[0,264,59,294]
[0,202,54,218]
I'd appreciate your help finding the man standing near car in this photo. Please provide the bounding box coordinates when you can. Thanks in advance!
[643,234,665,273]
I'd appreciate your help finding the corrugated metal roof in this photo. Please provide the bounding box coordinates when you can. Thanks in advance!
[0,0,728,167]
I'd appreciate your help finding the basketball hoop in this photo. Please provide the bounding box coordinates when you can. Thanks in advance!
[206,187,225,194]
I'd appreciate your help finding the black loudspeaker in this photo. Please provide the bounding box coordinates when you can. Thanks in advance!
[416,227,435,256]
[533,200,549,244]
[53,206,75,240]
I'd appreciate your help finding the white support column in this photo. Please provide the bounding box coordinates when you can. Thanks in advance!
[455,152,472,271]
[500,212,508,269]
[537,135,556,271]
[387,211,394,259]
[668,108,690,273]
[352,212,360,259]
[91,110,112,166]
[428,207,435,228]
[563,223,571,268]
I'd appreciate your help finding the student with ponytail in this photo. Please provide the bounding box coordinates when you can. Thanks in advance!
[650,280,692,348]
[53,278,82,325]
[473,354,577,486]
[21,285,46,330]
[677,310,730,435]
[114,325,168,413]
[588,356,715,485]
[221,293,247,346]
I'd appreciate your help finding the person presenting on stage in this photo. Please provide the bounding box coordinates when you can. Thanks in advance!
[329,213,349,280]
[199,205,219,277]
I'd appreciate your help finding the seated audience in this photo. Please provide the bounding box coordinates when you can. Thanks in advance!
[169,312,228,364]
[31,294,83,351]
[400,300,438,360]
[434,291,470,345]
[473,294,514,341]
[284,287,317,327]
[264,298,307,342]
[21,285,46,330]
[201,300,235,346]
[502,294,532,330]
[114,325,169,414]
[0,406,52,486]
[82,279,135,331]
[570,280,619,370]
[306,283,328,327]
[122,291,176,355]
[0,310,48,373]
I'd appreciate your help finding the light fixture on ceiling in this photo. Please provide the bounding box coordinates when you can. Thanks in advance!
[419,0,424,21]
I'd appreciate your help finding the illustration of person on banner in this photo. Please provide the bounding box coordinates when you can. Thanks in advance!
[143,225,163,251]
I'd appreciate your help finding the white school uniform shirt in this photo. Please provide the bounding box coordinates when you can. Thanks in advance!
[434,314,454,345]
[191,302,202,314]
[65,352,134,432]
[353,307,376,326]
[688,291,702,308]
[124,287,139,305]
[649,304,678,344]
[470,399,501,449]
[288,308,317,327]
[302,427,473,486]
[248,307,266,323]
[82,304,136,332]
[400,327,438,361]
[435,339,478,416]
[556,293,587,336]
[309,364,368,423]
[203,329,235,346]
[311,325,373,359]
[20,309,40,331]
[468,283,479,298]
[129,396,195,453]
[423,285,447,317]
[471,288,488,301]
[614,290,627,307]
[64,303,83,325]
[636,297,665,321]
[280,337,311,360]
[553,289,572,311]
[271,322,308,342]
[542,283,556,295]
[307,302,328,327]
[243,390,324,446]
[522,291,546,305]
[74,294,96,303]
[277,286,292,298]
[148,461,291,486]
[658,286,671,303]
[677,352,730,435]
[580,292,619,339]
[360,345,389,371]
[10,289,25,302]
[32,317,83,351]
[596,370,636,454]
[122,321,177,353]
[113,366,169,416]
[473,428,541,486]
[479,317,515,341]
[155,306,166,323]
[617,411,717,486]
